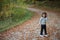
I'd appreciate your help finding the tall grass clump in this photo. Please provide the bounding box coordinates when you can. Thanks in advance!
[0,0,33,32]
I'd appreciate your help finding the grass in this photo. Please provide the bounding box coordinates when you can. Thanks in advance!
[33,5,59,11]
[35,5,60,13]
[0,7,33,32]
[35,1,60,12]
[27,1,60,12]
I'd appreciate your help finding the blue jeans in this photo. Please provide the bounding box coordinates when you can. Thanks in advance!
[40,25,47,35]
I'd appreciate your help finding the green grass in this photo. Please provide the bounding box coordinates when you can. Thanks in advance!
[32,1,60,12]
[0,7,33,32]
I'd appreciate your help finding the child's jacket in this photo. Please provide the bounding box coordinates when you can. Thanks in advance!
[39,17,47,25]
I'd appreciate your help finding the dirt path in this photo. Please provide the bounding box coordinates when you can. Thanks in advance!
[0,8,60,40]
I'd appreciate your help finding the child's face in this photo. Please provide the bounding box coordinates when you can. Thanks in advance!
[43,14,46,17]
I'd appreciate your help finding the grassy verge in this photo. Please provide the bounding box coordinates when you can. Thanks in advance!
[0,7,33,32]
[28,1,60,13]
[37,1,60,12]
[29,4,60,13]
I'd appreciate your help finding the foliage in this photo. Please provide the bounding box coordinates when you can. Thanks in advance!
[0,7,33,32]
[0,0,26,20]
[0,0,33,32]
[25,0,60,8]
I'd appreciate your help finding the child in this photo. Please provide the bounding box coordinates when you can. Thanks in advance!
[39,12,48,37]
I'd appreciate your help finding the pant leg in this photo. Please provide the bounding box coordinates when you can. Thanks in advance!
[44,25,47,35]
[40,25,44,35]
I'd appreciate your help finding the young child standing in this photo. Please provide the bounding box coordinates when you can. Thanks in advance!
[39,12,48,37]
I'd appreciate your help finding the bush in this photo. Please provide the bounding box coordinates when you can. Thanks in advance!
[0,7,33,32]
[35,1,60,8]
[0,0,26,20]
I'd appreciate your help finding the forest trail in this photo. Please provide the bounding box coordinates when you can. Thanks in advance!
[0,8,60,40]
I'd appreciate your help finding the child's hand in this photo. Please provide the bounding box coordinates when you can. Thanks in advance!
[38,24,40,26]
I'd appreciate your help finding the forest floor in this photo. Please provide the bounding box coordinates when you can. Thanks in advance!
[0,7,60,40]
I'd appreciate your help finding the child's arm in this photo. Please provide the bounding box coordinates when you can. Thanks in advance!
[46,18,48,24]
[46,18,48,21]
[39,17,42,24]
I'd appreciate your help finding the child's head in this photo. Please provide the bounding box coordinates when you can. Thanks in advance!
[42,12,47,18]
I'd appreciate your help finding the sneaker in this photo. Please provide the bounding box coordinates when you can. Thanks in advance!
[44,35,48,37]
[40,35,44,37]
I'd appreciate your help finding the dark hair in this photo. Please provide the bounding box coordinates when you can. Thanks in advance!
[42,12,47,18]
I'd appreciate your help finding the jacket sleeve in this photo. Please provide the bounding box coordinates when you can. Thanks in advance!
[39,17,42,24]
[46,18,48,21]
